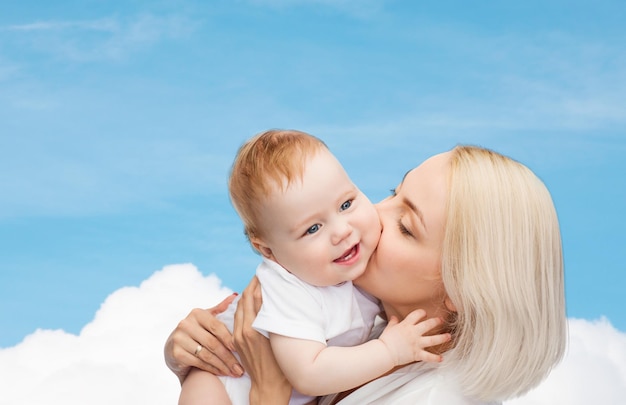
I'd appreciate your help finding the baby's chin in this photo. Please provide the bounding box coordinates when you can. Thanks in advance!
[326,266,367,287]
[348,261,370,282]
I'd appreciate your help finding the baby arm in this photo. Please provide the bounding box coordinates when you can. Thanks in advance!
[178,368,232,405]
[270,308,451,396]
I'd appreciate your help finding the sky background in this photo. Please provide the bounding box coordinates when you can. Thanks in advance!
[1,0,625,403]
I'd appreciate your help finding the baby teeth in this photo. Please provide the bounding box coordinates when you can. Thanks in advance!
[340,246,355,261]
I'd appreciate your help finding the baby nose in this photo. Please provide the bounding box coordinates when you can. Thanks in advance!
[331,219,353,245]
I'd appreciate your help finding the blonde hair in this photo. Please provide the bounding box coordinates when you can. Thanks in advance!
[441,145,566,401]
[228,129,327,240]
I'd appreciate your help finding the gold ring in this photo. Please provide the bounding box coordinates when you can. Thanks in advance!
[194,344,203,357]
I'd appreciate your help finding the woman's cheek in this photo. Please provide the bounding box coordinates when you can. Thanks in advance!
[373,241,403,286]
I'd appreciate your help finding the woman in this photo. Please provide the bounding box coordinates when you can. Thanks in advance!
[165,145,566,404]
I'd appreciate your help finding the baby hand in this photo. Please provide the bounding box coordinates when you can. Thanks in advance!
[378,309,451,366]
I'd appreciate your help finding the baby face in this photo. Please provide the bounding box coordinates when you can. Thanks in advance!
[254,148,381,287]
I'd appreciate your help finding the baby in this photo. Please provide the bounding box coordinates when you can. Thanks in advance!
[179,129,449,405]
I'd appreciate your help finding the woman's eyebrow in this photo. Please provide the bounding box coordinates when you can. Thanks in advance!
[402,197,427,231]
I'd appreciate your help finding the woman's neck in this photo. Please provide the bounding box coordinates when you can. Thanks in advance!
[381,302,455,356]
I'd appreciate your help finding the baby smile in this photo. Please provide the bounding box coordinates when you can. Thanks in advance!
[334,243,360,264]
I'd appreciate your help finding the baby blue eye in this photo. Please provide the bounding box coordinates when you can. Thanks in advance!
[340,200,353,211]
[306,224,321,235]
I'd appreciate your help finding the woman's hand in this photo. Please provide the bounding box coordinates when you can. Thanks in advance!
[164,293,244,384]
[233,276,293,405]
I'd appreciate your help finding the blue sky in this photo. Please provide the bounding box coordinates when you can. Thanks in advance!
[1,0,625,351]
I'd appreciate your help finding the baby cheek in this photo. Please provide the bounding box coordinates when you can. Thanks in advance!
[367,207,382,234]
[364,223,381,251]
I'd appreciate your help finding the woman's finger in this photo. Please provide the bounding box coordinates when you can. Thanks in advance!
[233,277,259,345]
[232,277,292,402]
[168,294,243,377]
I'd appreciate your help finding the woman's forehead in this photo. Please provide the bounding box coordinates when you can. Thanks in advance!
[399,151,451,189]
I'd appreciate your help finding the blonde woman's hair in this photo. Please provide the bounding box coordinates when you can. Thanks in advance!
[441,145,566,401]
[228,129,327,240]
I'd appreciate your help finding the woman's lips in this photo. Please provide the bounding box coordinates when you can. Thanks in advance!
[334,243,360,264]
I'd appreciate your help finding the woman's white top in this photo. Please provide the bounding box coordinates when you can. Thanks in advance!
[319,360,501,405]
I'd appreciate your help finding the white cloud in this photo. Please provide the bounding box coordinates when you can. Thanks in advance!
[1,266,624,404]
[0,264,233,405]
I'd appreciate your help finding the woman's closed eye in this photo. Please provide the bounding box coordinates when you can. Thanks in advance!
[397,219,413,237]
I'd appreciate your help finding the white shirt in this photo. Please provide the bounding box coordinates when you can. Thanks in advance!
[319,361,501,405]
[217,258,381,405]
[253,257,381,346]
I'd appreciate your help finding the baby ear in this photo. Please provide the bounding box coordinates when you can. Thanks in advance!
[251,238,274,260]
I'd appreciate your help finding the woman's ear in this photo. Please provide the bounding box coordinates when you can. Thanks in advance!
[251,238,274,260]
[444,296,457,312]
